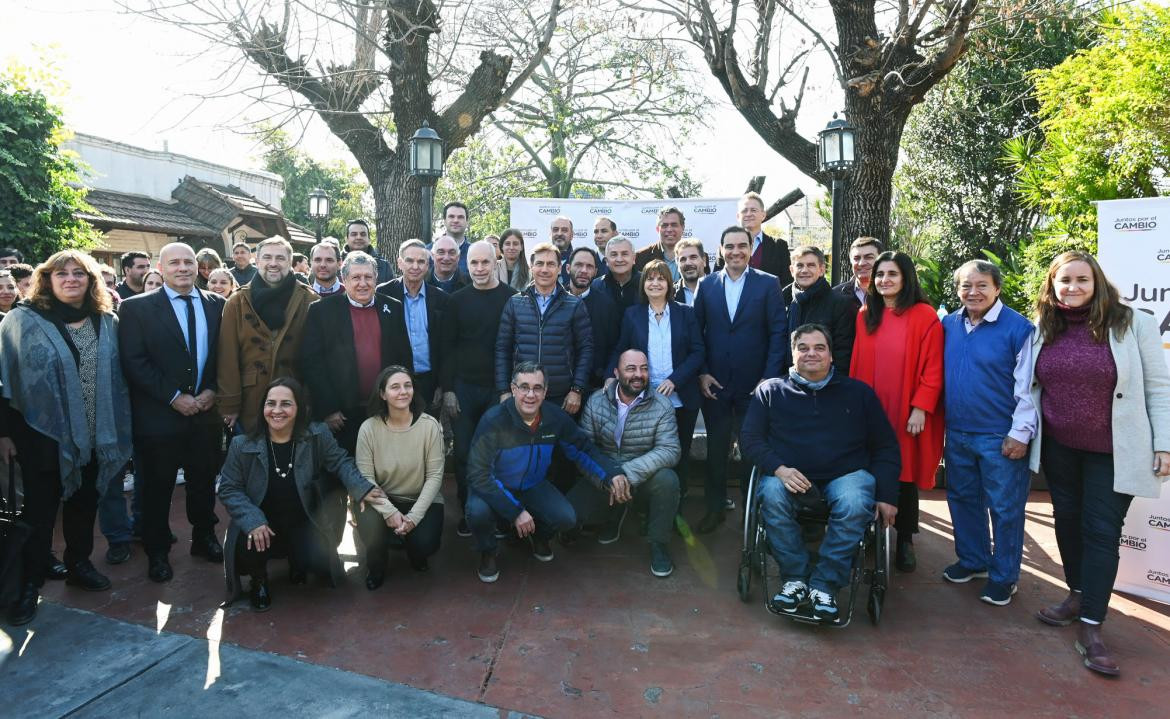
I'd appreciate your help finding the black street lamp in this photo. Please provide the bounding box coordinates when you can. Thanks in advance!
[307,187,330,241]
[408,120,445,243]
[817,113,857,286]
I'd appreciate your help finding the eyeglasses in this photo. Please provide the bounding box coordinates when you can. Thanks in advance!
[512,384,546,396]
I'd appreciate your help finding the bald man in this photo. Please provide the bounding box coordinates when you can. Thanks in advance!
[429,235,467,294]
[118,242,227,583]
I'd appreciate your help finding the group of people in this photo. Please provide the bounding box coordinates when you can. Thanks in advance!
[1,193,1166,679]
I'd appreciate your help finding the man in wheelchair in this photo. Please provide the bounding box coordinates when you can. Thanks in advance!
[740,323,901,621]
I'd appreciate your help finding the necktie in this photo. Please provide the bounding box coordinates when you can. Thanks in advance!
[178,295,198,386]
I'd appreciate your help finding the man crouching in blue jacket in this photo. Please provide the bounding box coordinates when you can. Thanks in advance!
[467,361,625,583]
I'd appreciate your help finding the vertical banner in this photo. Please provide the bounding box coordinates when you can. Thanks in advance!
[1097,197,1170,604]
[508,197,740,267]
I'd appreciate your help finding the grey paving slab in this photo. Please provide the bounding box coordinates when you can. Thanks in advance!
[0,602,193,719]
[0,603,533,719]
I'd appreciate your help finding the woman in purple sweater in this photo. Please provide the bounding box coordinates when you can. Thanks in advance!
[1029,251,1170,677]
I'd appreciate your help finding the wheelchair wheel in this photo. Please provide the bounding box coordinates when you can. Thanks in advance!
[737,562,752,602]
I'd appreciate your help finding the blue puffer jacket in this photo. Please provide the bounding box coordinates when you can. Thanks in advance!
[494,285,593,397]
[467,400,618,520]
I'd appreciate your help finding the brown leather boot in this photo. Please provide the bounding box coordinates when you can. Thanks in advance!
[1036,590,1081,626]
[1076,622,1120,677]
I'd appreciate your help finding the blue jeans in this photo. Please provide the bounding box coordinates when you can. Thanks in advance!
[944,430,1031,584]
[98,458,141,544]
[466,482,577,553]
[567,468,680,544]
[758,469,875,594]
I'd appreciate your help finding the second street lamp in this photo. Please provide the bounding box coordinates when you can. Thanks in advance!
[408,121,445,244]
[817,113,857,286]
[307,188,330,241]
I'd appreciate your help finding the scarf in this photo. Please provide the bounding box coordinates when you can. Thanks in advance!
[0,305,132,499]
[787,277,829,332]
[48,297,92,324]
[788,365,835,391]
[250,272,296,330]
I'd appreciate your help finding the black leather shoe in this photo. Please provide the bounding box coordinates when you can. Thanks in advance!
[105,542,131,565]
[249,578,272,612]
[7,583,39,626]
[896,539,917,573]
[696,511,726,535]
[365,570,385,591]
[46,552,68,581]
[65,560,112,591]
[148,555,174,583]
[190,533,224,563]
[288,568,307,585]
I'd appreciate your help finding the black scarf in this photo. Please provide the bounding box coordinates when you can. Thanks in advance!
[250,272,296,330]
[48,297,93,324]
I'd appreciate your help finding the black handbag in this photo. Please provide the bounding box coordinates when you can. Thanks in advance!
[0,461,31,606]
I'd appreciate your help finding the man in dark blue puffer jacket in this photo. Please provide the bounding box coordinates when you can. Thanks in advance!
[467,363,623,583]
[494,243,593,417]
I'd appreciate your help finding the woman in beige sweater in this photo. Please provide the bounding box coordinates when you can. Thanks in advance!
[355,366,446,590]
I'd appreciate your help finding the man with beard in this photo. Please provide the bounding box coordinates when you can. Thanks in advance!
[570,349,681,577]
[115,251,151,300]
[592,235,641,312]
[550,215,575,286]
[217,236,318,432]
[565,247,619,393]
[428,235,467,294]
[674,238,708,306]
[635,206,685,280]
[377,239,450,412]
[309,242,344,297]
[784,246,856,373]
[441,242,517,536]
[833,236,882,309]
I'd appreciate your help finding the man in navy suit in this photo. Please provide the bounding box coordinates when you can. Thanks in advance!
[693,226,789,533]
[118,243,226,582]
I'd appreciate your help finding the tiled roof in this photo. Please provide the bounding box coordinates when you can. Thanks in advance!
[78,190,220,237]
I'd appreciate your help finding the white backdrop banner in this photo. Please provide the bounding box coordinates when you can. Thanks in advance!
[1097,196,1170,604]
[508,197,740,265]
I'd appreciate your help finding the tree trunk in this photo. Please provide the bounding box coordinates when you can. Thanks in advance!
[370,155,424,265]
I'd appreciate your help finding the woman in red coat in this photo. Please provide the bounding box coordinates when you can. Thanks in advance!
[850,251,944,573]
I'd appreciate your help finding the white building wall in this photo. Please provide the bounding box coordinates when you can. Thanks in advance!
[64,133,285,209]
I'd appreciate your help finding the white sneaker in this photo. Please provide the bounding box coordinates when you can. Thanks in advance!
[175,469,185,486]
[122,473,135,493]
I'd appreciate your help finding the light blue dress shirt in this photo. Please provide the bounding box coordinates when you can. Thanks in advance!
[535,287,556,315]
[163,285,209,392]
[647,305,681,409]
[403,281,431,373]
[723,270,747,321]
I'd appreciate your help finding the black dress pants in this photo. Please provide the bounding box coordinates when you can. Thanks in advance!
[137,422,221,556]
[234,519,332,581]
[17,425,100,587]
[355,498,444,571]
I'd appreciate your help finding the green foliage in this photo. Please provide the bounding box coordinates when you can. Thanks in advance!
[0,67,98,260]
[914,255,951,310]
[894,2,1093,304]
[1004,2,1170,285]
[257,126,371,240]
[435,136,545,238]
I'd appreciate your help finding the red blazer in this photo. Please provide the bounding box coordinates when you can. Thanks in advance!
[849,302,944,489]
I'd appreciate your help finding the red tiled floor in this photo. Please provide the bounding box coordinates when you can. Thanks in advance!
[41,486,1170,717]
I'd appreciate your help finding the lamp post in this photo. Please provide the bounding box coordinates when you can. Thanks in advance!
[817,113,857,286]
[307,188,330,241]
[408,120,445,243]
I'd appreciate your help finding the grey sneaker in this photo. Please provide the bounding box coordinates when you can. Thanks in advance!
[532,536,554,562]
[477,552,499,583]
[650,542,674,577]
[599,506,628,545]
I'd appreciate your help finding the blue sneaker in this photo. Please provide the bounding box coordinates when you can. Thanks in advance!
[809,588,839,622]
[980,580,1018,606]
[942,563,989,584]
[771,580,808,613]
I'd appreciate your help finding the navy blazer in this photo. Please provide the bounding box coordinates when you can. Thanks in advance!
[692,268,788,397]
[118,287,225,437]
[612,302,705,410]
